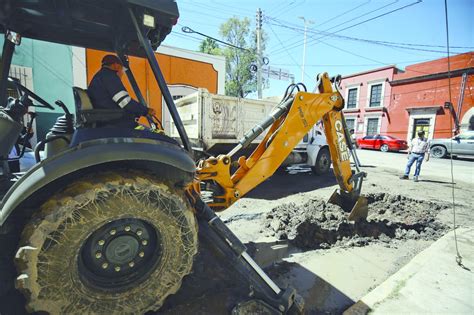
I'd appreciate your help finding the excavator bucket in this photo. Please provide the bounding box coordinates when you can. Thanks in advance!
[328,189,368,222]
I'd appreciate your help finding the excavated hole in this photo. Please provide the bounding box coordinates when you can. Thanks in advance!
[264,193,449,249]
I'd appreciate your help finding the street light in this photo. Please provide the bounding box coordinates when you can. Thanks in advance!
[298,16,314,83]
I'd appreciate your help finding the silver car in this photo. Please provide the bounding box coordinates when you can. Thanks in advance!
[430,131,474,158]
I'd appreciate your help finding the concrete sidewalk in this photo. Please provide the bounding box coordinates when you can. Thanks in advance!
[345,228,474,314]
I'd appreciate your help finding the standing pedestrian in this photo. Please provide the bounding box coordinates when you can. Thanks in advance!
[400,130,430,182]
[350,129,357,148]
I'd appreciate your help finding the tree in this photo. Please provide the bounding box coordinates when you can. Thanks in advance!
[199,38,221,55]
[220,17,257,98]
[198,17,266,98]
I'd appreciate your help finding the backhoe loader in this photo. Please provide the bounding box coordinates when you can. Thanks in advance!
[0,1,367,314]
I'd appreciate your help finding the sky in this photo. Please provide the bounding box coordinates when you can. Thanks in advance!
[164,0,473,98]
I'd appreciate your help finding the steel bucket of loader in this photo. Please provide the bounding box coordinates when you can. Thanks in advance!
[328,189,368,222]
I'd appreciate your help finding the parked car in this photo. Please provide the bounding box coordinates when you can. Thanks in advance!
[357,134,408,152]
[430,131,474,158]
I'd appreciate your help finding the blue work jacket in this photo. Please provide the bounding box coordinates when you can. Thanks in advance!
[88,67,148,128]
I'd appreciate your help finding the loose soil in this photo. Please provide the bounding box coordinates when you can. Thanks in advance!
[263,193,449,249]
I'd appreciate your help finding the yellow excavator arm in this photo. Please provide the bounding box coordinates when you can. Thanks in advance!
[192,73,368,221]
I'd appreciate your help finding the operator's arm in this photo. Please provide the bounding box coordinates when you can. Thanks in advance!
[103,71,148,116]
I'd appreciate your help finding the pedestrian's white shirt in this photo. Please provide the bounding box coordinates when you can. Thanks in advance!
[410,137,430,154]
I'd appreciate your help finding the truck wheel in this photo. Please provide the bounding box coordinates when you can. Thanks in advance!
[430,145,447,158]
[13,171,198,314]
[312,147,331,175]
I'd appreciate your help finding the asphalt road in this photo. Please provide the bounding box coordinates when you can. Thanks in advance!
[354,149,473,185]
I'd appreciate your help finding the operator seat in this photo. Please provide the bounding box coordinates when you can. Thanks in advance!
[73,87,124,128]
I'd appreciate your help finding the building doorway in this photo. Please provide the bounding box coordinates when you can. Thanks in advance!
[412,118,430,138]
[366,117,379,136]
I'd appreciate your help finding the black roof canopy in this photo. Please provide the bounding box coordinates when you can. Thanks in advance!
[0,0,179,56]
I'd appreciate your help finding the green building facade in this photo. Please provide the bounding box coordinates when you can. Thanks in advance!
[1,37,75,141]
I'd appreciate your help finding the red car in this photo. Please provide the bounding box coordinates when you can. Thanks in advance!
[357,134,408,152]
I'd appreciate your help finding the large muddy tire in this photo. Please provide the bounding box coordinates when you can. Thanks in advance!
[14,171,198,314]
[0,220,27,315]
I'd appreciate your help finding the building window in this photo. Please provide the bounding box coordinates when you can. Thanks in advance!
[347,88,358,109]
[369,83,382,107]
[366,118,379,136]
[345,118,355,132]
[412,118,431,139]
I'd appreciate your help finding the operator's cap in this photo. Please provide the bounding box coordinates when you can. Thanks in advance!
[101,54,122,66]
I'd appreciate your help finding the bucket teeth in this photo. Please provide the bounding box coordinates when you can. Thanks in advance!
[348,196,368,222]
[328,190,368,222]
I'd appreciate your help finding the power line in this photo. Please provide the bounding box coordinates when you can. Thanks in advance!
[303,0,424,52]
[319,0,400,34]
[177,17,228,29]
[266,1,292,15]
[181,26,251,51]
[170,31,203,44]
[267,23,309,81]
[268,19,469,55]
[267,0,401,55]
[268,1,423,56]
[320,39,390,66]
[266,20,469,68]
[209,0,255,15]
[269,1,305,19]
[443,0,464,270]
[270,58,433,67]
[179,7,237,22]
[179,0,253,18]
[314,0,372,28]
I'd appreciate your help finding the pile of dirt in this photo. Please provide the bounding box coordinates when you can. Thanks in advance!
[263,193,449,249]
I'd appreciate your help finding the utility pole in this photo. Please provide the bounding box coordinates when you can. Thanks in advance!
[298,16,314,83]
[256,8,263,99]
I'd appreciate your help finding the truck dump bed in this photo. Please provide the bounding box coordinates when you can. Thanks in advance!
[166,89,278,154]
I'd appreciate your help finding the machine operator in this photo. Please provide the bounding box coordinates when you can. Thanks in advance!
[88,54,155,128]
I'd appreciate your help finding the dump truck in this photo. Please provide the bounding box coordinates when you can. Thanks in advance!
[0,1,367,314]
[167,89,332,174]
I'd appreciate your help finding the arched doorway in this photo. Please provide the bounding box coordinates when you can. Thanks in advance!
[460,107,474,131]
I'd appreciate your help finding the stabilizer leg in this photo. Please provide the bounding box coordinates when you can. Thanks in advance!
[175,198,304,314]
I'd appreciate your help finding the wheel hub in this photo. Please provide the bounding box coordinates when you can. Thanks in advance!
[105,235,140,265]
[78,218,161,291]
[320,155,329,167]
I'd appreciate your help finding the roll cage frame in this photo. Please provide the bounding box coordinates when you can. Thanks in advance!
[0,0,192,154]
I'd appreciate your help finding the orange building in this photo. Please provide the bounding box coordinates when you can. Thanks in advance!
[71,45,226,121]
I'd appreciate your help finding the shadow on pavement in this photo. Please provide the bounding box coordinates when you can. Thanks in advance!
[420,179,456,184]
[265,258,355,314]
[245,166,337,200]
[451,155,474,162]
[158,228,355,314]
[250,241,356,314]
